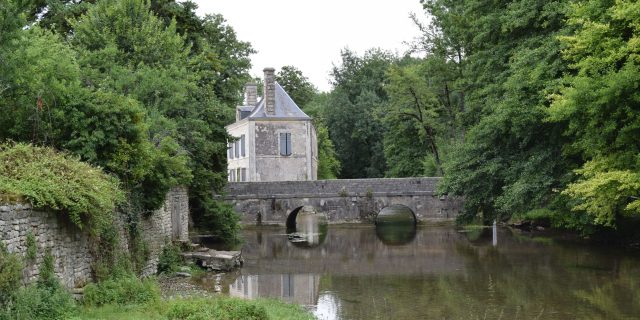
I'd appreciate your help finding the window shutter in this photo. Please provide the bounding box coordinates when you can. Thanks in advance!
[280,133,286,156]
[286,133,292,156]
[234,140,239,158]
[241,135,246,157]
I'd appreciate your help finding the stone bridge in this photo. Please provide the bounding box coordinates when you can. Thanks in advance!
[223,177,462,225]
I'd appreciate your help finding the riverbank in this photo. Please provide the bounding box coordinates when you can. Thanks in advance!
[74,294,315,320]
[73,275,314,320]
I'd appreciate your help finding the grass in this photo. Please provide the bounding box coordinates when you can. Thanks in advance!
[246,298,316,320]
[74,297,315,320]
[75,276,314,320]
[72,304,163,320]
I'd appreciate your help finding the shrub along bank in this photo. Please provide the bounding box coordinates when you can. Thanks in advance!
[1,244,313,320]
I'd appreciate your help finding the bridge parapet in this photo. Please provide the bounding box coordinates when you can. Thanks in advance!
[223,177,461,225]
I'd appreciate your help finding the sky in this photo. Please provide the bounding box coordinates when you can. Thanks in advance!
[192,0,428,92]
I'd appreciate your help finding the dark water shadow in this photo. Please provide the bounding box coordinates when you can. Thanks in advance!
[375,223,417,246]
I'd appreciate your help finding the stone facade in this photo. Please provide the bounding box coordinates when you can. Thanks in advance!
[224,177,462,225]
[226,67,318,182]
[0,187,189,287]
[253,120,317,181]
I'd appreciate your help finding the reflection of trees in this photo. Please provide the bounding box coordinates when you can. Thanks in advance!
[574,260,640,320]
[238,227,640,319]
[319,229,640,319]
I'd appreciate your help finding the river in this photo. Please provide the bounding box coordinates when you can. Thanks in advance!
[198,222,640,319]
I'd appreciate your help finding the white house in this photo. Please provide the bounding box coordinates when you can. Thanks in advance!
[226,67,318,182]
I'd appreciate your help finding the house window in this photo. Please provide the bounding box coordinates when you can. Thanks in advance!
[241,168,247,182]
[234,140,240,158]
[279,132,292,156]
[229,169,235,182]
[240,135,246,157]
[236,168,241,182]
[228,142,234,159]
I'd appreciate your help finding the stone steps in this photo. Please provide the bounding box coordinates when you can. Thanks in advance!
[181,250,243,271]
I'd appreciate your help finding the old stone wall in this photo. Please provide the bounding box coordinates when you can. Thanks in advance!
[0,203,92,288]
[139,186,189,276]
[0,187,189,287]
[224,177,462,225]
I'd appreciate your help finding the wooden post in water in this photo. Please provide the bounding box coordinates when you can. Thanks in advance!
[492,220,497,247]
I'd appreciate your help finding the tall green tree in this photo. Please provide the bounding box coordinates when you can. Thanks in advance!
[276,65,317,108]
[70,0,246,241]
[305,93,341,179]
[384,56,465,177]
[429,0,572,223]
[324,49,395,179]
[1,0,251,243]
[70,0,192,211]
[548,0,640,229]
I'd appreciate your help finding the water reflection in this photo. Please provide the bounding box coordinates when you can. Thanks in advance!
[229,274,320,305]
[221,226,640,319]
[315,292,341,320]
[374,223,417,245]
[375,204,416,225]
[286,211,328,248]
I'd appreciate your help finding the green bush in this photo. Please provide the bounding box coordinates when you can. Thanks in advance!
[83,275,160,306]
[166,298,268,320]
[0,249,75,320]
[37,250,61,290]
[0,143,125,235]
[1,283,76,320]
[157,242,182,274]
[0,243,23,306]
[25,231,37,261]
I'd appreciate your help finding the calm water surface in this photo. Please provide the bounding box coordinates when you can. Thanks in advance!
[203,223,640,319]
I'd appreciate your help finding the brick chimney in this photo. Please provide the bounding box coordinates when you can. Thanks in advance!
[245,82,257,106]
[263,67,276,115]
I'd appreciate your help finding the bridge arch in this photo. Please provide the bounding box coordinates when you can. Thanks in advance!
[375,204,417,225]
[286,206,305,230]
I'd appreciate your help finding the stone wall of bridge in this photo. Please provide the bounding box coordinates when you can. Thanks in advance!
[224,177,462,225]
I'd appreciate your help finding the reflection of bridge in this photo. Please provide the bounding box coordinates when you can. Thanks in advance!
[229,274,320,306]
[238,226,467,276]
[223,177,462,225]
[226,226,469,308]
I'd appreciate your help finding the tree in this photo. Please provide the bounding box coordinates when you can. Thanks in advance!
[548,0,640,229]
[0,0,250,243]
[305,93,341,179]
[324,49,395,179]
[384,56,465,176]
[276,65,317,108]
[69,0,193,212]
[429,0,572,223]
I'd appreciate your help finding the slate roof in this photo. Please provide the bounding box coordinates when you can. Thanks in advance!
[237,106,254,112]
[247,82,311,120]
